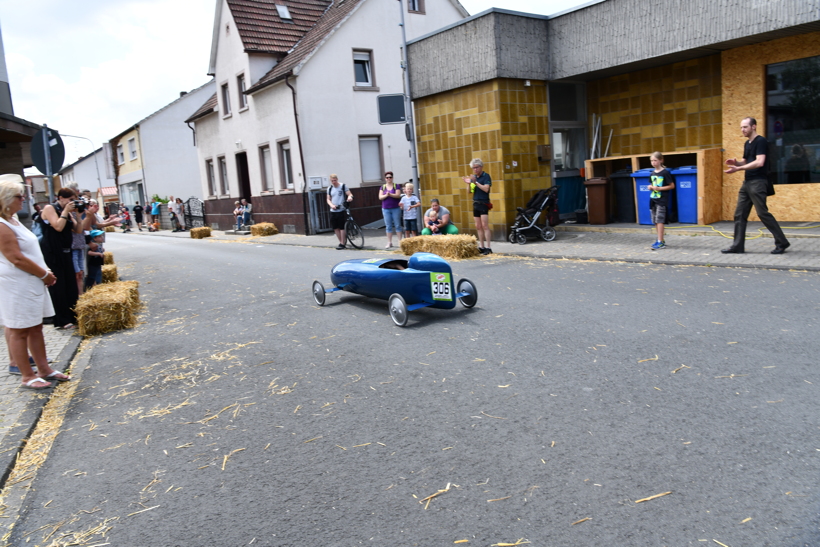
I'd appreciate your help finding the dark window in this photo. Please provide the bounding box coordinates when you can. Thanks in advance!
[767,55,820,184]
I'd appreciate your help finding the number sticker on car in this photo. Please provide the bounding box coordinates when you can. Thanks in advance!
[430,272,452,301]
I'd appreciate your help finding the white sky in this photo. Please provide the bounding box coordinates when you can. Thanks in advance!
[1,0,588,170]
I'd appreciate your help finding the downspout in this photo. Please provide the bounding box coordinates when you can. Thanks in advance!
[286,74,310,236]
[187,122,196,146]
[134,124,149,201]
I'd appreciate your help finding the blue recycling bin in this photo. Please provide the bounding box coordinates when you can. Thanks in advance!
[630,168,655,225]
[671,166,698,224]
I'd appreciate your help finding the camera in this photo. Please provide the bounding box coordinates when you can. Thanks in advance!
[73,199,87,213]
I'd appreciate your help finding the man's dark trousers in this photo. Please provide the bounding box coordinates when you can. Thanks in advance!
[731,178,789,251]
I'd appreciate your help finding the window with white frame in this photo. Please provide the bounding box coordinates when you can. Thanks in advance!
[206,159,216,196]
[353,51,373,87]
[275,4,292,20]
[221,83,231,116]
[237,74,247,110]
[408,0,425,13]
[128,138,137,160]
[259,146,272,190]
[358,136,382,183]
[117,144,125,165]
[279,141,293,190]
[218,156,229,194]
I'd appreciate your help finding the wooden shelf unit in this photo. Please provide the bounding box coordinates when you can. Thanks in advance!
[584,148,723,225]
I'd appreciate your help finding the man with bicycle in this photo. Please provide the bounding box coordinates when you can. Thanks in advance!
[327,174,353,250]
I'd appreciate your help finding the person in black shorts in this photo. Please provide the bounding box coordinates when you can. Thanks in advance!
[463,158,492,254]
[326,174,353,249]
[132,201,144,231]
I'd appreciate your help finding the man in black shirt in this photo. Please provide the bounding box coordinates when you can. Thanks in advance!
[133,201,144,231]
[722,117,790,254]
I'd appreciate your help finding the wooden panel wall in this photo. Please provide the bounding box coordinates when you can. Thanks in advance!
[587,55,722,157]
[722,31,820,221]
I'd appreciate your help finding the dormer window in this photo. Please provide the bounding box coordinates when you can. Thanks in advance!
[275,4,292,21]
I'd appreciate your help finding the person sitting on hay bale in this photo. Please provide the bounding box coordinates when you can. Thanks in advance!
[420,199,458,235]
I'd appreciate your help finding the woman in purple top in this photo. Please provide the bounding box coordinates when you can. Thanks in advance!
[379,171,402,249]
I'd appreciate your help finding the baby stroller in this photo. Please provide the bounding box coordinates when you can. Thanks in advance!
[508,186,559,244]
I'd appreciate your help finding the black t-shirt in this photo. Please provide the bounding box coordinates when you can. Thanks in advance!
[649,168,675,207]
[473,171,491,202]
[743,135,769,181]
[133,205,144,218]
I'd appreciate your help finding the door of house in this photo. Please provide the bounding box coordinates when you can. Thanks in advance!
[236,152,251,199]
[308,190,332,233]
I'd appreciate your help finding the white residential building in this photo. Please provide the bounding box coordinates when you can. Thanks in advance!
[186,0,468,232]
[109,81,216,209]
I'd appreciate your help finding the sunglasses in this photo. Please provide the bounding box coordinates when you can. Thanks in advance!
[385,176,393,179]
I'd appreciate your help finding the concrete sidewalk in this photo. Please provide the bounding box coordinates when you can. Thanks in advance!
[0,327,81,487]
[131,219,820,271]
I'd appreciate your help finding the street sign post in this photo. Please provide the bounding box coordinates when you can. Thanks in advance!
[30,125,65,202]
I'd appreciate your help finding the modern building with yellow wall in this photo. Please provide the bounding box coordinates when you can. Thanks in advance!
[408,0,820,240]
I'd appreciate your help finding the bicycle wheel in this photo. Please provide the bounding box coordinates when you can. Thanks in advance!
[346,219,364,249]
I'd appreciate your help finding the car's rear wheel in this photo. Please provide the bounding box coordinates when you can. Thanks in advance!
[457,278,478,308]
[388,293,408,326]
[312,280,326,306]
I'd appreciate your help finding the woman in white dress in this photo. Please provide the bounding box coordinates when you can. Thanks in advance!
[0,174,71,389]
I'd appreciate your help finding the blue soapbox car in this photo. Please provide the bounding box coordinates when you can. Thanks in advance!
[311,252,478,326]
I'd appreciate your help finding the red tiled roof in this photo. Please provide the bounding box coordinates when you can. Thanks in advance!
[227,0,332,54]
[246,0,364,92]
[184,93,219,124]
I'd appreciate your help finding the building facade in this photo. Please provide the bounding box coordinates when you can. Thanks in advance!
[407,0,820,239]
[187,0,468,232]
[109,81,215,210]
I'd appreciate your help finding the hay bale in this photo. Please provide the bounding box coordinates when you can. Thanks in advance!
[190,226,212,239]
[76,280,140,337]
[104,226,116,233]
[250,222,279,237]
[102,264,118,283]
[103,251,114,265]
[399,234,481,259]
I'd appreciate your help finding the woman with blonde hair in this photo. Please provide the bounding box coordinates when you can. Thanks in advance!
[0,174,70,389]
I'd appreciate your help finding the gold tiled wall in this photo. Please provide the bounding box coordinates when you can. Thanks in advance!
[722,32,820,221]
[588,56,722,156]
[414,78,551,238]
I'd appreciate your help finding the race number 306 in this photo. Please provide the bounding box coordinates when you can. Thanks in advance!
[430,272,452,300]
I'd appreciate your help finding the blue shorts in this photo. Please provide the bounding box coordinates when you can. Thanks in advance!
[72,249,84,273]
[404,219,418,233]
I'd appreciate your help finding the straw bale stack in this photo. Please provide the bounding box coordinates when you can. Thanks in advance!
[104,226,116,233]
[103,251,114,265]
[190,226,212,239]
[251,222,279,236]
[399,235,481,259]
[76,280,140,336]
[102,264,118,283]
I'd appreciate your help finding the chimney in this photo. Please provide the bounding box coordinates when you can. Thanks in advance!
[180,91,188,98]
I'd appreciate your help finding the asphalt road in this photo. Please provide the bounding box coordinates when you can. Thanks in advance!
[9,234,820,546]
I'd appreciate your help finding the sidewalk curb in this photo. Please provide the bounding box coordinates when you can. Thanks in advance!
[499,251,820,272]
[0,335,83,491]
